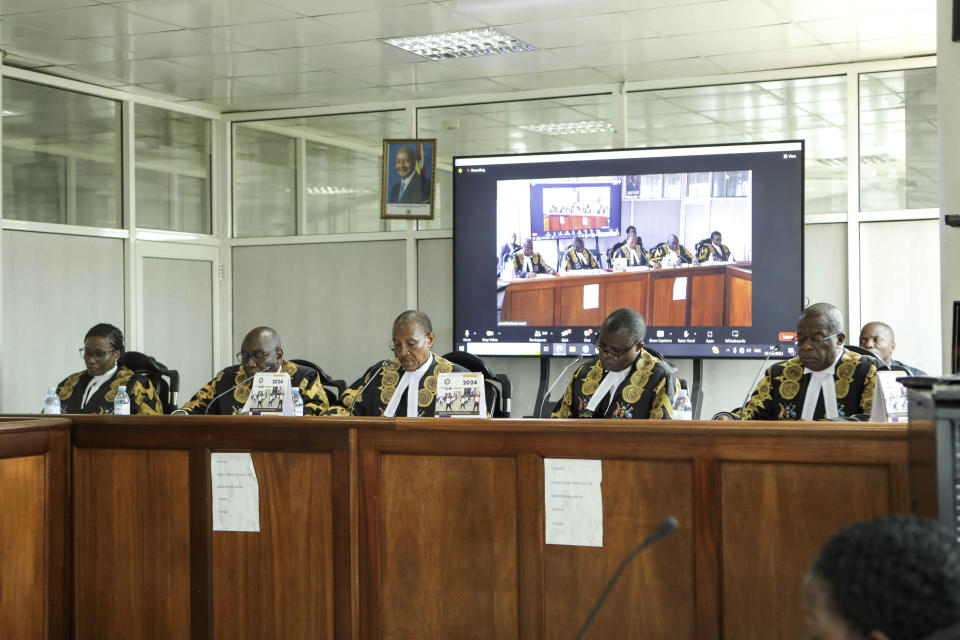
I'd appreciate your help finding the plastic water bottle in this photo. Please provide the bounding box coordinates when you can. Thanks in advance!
[42,387,61,415]
[292,388,304,416]
[673,385,693,421]
[114,385,131,415]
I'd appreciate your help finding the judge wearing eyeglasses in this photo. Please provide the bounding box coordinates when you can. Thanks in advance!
[551,308,676,420]
[326,310,467,417]
[721,302,882,421]
[180,326,330,415]
[55,323,163,414]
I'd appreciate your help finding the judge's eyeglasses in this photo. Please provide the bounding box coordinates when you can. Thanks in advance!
[79,348,115,360]
[236,349,277,364]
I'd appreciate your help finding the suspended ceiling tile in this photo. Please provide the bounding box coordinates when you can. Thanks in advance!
[71,58,211,84]
[487,68,619,91]
[340,61,479,87]
[0,0,97,15]
[392,77,512,98]
[768,0,934,23]
[626,0,789,37]
[219,85,411,110]
[91,29,255,60]
[673,23,820,57]
[437,0,713,27]
[267,40,426,72]
[0,19,78,44]
[262,0,427,17]
[709,44,845,74]
[122,0,300,29]
[552,37,696,67]
[828,35,935,60]
[199,17,368,50]
[169,50,296,77]
[140,77,263,100]
[500,12,657,50]
[3,4,179,38]
[4,38,119,65]
[31,65,130,86]
[238,71,376,94]
[800,8,935,44]
[315,3,481,39]
[596,57,727,82]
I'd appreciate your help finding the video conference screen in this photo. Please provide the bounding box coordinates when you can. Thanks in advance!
[453,141,804,359]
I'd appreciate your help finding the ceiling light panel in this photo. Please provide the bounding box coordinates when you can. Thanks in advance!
[381,27,535,61]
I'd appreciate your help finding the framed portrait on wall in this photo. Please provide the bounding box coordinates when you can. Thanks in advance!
[381,139,436,220]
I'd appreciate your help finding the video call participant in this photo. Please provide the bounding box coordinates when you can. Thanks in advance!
[718,303,881,421]
[181,326,330,415]
[562,237,599,271]
[499,232,520,268]
[608,225,637,257]
[803,516,960,640]
[551,308,675,420]
[387,145,430,204]
[650,234,696,267]
[859,321,927,376]
[56,323,163,414]
[511,238,556,278]
[611,231,652,267]
[326,310,467,417]
[696,231,733,262]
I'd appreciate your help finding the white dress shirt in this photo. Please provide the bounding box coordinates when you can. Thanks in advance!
[801,351,843,420]
[81,364,118,409]
[383,355,433,417]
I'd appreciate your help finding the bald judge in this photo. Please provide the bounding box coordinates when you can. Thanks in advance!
[720,303,882,421]
[181,326,331,415]
[326,310,467,417]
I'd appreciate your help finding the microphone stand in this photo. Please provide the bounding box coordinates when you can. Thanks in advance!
[538,356,584,418]
[351,361,388,416]
[203,366,270,415]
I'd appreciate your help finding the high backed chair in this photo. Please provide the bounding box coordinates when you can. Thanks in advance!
[441,351,512,417]
[117,351,180,414]
[290,359,346,400]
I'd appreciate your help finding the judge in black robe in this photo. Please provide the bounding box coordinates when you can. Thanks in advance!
[57,367,162,415]
[650,234,695,266]
[562,237,599,271]
[696,232,733,262]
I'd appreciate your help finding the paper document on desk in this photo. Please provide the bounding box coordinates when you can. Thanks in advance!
[673,277,688,300]
[211,452,260,532]
[544,458,603,547]
[582,284,599,309]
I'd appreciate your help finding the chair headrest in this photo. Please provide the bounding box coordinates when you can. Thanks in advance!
[441,351,497,379]
[118,351,169,374]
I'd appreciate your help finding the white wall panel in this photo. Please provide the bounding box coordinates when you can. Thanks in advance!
[231,240,406,386]
[804,222,848,321]
[860,219,942,375]
[2,230,124,412]
[417,238,453,355]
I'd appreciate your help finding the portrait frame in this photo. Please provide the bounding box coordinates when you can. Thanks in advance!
[381,138,437,220]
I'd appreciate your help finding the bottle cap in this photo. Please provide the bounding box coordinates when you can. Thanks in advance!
[118,385,126,392]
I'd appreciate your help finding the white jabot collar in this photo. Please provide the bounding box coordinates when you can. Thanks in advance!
[801,350,844,420]
[585,365,632,415]
[383,355,434,417]
[82,364,118,409]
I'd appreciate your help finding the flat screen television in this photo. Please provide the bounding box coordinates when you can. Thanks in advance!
[453,141,804,359]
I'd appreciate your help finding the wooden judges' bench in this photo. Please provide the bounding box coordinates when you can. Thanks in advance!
[0,415,908,639]
[500,262,752,327]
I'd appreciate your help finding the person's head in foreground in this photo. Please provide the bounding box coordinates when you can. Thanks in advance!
[803,515,960,640]
[391,310,434,372]
[595,308,645,373]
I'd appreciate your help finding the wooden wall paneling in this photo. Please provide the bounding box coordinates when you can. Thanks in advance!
[604,276,648,318]
[0,454,47,639]
[359,447,384,640]
[517,453,545,640]
[191,448,213,639]
[212,451,338,639]
[719,461,897,639]
[723,269,752,327]
[47,428,72,640]
[693,457,721,640]
[558,282,604,326]
[542,459,695,640]
[648,274,687,325]
[74,448,192,640]
[688,271,724,326]
[500,283,555,325]
[376,453,520,639]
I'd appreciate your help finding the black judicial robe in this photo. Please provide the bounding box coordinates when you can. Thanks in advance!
[562,248,599,271]
[612,244,653,267]
[650,242,695,265]
[325,353,467,417]
[56,367,163,415]
[736,349,880,420]
[696,239,732,262]
[510,250,552,275]
[551,350,676,420]
[181,360,331,415]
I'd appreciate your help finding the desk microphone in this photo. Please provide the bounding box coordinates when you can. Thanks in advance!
[737,349,778,420]
[351,361,388,416]
[574,516,679,640]
[538,356,584,418]
[204,366,271,415]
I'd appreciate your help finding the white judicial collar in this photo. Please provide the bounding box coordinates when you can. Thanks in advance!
[801,351,844,421]
[523,255,534,272]
[383,355,434,417]
[81,364,118,409]
[585,366,632,415]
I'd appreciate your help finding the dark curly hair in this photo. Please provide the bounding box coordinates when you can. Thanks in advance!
[812,515,960,640]
[85,323,125,353]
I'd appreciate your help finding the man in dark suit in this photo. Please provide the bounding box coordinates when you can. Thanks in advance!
[388,145,431,204]
[859,321,927,376]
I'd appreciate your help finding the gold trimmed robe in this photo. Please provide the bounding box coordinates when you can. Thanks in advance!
[181,360,331,415]
[325,353,468,417]
[612,244,652,267]
[551,350,676,420]
[511,250,552,275]
[562,247,599,271]
[56,367,162,415]
[650,242,695,266]
[736,349,880,420]
[696,239,732,262]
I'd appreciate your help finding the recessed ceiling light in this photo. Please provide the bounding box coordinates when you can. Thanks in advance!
[519,121,615,136]
[382,27,535,61]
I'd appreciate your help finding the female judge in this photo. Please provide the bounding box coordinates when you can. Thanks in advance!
[55,323,163,414]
